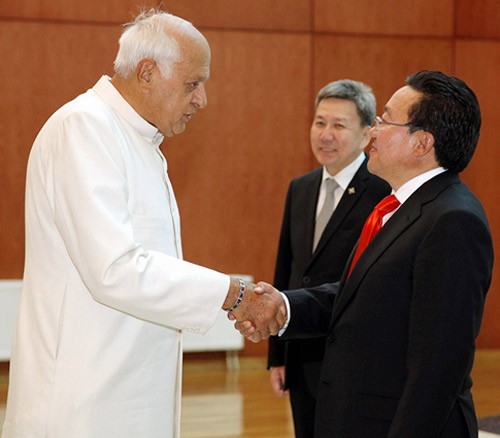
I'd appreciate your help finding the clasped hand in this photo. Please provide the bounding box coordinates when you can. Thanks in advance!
[229,282,286,343]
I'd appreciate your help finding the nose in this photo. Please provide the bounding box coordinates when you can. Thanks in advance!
[369,125,378,138]
[193,83,208,109]
[319,127,334,141]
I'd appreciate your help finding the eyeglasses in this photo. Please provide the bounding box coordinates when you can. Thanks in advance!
[373,116,416,131]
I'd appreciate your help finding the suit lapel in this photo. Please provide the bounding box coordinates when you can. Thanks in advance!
[311,160,370,260]
[331,203,421,323]
[329,171,460,326]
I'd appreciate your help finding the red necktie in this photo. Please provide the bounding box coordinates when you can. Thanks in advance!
[348,195,400,277]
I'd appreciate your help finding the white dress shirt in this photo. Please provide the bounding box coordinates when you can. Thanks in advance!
[315,153,366,216]
[385,167,447,224]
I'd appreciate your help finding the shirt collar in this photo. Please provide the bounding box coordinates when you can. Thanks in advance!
[393,167,447,204]
[92,75,164,146]
[321,153,366,190]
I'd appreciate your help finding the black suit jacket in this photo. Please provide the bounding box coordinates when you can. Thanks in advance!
[283,171,494,437]
[267,159,390,395]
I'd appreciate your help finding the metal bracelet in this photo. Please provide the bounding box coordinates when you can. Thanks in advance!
[225,278,246,312]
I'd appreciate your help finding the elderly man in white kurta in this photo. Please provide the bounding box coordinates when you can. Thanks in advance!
[2,10,284,438]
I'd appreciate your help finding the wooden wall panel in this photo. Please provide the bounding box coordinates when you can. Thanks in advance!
[455,40,500,347]
[0,0,157,22]
[161,0,311,31]
[165,31,312,355]
[0,21,122,278]
[314,0,453,36]
[456,0,500,38]
[314,36,453,113]
[165,31,312,278]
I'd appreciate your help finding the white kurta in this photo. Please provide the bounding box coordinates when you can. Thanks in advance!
[2,76,230,438]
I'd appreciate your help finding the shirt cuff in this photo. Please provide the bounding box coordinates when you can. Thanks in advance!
[278,292,291,336]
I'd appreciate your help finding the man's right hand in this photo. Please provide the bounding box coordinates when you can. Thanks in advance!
[230,281,287,342]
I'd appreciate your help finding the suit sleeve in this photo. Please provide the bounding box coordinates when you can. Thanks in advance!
[388,210,493,436]
[281,282,339,340]
[267,183,294,368]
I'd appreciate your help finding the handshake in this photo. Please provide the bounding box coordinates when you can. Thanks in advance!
[224,278,287,343]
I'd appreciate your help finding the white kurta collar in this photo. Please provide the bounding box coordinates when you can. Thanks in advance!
[92,75,164,146]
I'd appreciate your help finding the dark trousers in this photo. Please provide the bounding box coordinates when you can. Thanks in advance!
[289,364,318,438]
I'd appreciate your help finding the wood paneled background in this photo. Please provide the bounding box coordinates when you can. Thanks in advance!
[0,1,498,356]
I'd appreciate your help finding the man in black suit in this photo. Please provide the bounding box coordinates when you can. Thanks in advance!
[267,80,390,437]
[239,70,494,437]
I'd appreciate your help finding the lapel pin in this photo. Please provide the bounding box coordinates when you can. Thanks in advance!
[348,187,356,195]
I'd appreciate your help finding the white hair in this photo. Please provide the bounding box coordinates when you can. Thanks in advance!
[113,10,199,79]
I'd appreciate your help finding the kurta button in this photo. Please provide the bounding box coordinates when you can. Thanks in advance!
[303,276,310,284]
[327,334,335,343]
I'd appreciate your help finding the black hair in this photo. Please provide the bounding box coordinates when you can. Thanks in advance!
[406,70,481,173]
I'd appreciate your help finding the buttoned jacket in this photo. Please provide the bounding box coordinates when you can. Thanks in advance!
[283,172,494,437]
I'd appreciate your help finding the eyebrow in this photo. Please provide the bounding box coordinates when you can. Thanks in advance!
[188,75,208,83]
[314,114,349,122]
[197,70,210,82]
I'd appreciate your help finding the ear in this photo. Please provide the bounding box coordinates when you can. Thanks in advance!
[136,58,157,89]
[413,130,435,157]
[359,125,372,149]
